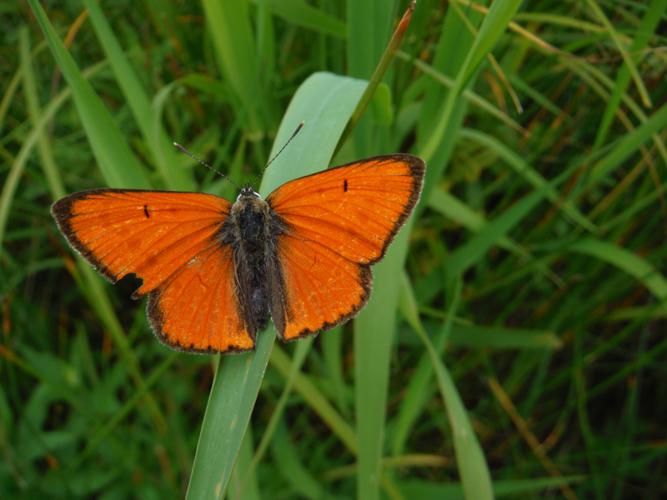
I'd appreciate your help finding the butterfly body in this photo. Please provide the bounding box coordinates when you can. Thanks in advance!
[218,187,287,340]
[52,155,425,354]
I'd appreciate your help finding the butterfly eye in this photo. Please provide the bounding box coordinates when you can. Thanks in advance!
[236,187,261,201]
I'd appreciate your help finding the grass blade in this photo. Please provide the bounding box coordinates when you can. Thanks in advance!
[345,0,397,159]
[26,0,168,435]
[584,0,651,109]
[20,28,65,199]
[570,238,667,301]
[419,0,523,165]
[449,325,562,350]
[338,2,416,151]
[345,5,421,498]
[186,72,366,499]
[202,0,272,135]
[446,189,543,277]
[589,102,667,186]
[459,128,597,233]
[270,345,357,452]
[593,0,666,147]
[247,338,313,476]
[26,0,151,188]
[354,229,411,499]
[82,0,195,190]
[255,0,345,38]
[346,0,396,79]
[411,279,494,500]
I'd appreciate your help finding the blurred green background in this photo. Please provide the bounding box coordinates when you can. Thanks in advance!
[2,0,666,498]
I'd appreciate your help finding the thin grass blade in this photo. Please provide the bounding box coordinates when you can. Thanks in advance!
[411,279,494,499]
[82,0,195,190]
[26,0,150,188]
[201,0,272,135]
[254,0,345,38]
[570,238,667,301]
[420,0,523,188]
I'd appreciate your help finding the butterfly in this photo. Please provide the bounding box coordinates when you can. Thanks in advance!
[51,155,425,354]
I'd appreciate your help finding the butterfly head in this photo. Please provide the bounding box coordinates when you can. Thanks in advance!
[237,186,261,201]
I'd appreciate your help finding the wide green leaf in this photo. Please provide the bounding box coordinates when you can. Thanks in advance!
[185,72,366,499]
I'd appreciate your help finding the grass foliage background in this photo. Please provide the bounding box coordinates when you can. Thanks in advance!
[2,0,666,498]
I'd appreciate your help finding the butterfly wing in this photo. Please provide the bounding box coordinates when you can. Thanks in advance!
[266,154,425,341]
[51,189,254,353]
[146,243,253,352]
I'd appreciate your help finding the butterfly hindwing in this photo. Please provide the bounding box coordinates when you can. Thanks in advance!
[267,154,425,340]
[51,189,254,353]
[147,244,255,353]
[270,232,371,341]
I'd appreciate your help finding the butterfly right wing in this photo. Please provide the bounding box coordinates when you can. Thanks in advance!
[266,155,425,341]
[52,189,255,353]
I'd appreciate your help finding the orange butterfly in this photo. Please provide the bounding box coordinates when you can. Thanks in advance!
[51,155,425,353]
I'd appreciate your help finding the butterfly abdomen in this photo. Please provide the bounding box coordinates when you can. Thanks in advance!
[219,192,282,336]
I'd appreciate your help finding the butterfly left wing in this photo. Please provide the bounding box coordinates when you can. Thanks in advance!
[266,154,425,340]
[52,189,255,353]
[146,243,255,352]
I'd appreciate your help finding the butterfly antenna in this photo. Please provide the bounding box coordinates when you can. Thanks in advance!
[265,121,304,170]
[173,142,240,190]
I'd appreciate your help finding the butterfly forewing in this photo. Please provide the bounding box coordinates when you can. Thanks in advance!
[52,189,231,294]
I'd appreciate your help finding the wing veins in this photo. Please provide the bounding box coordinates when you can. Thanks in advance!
[284,213,373,242]
[281,237,360,282]
[281,249,328,334]
[90,191,226,209]
[158,245,221,346]
[91,222,220,280]
[278,195,408,215]
[284,206,396,237]
[200,249,229,349]
[269,169,415,201]
[126,223,221,276]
